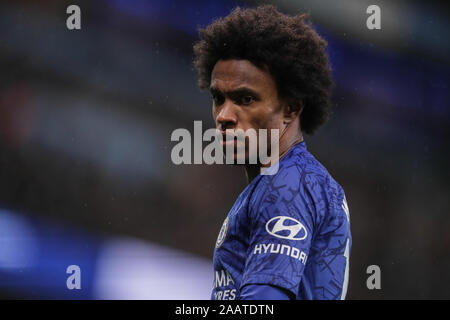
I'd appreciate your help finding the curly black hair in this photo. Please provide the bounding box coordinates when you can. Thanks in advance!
[193,5,333,135]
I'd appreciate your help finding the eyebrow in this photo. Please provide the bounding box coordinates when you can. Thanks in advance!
[209,86,261,99]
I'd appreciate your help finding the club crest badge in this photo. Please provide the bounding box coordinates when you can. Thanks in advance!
[215,216,229,249]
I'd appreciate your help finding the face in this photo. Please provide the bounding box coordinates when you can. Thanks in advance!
[210,59,286,163]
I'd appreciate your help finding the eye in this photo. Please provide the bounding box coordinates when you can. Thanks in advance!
[241,95,255,105]
[212,94,225,106]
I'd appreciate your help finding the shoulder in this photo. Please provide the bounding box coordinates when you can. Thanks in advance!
[249,144,347,226]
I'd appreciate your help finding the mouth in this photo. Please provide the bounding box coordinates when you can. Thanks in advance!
[222,134,237,145]
[221,132,236,146]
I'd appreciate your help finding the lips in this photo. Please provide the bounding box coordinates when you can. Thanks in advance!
[218,130,235,145]
[221,133,236,145]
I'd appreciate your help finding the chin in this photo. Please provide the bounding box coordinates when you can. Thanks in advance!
[223,149,258,166]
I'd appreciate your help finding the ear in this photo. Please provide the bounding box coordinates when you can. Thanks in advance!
[283,100,304,124]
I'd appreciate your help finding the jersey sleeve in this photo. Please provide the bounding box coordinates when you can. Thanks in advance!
[239,169,317,298]
[306,194,351,300]
[239,284,292,300]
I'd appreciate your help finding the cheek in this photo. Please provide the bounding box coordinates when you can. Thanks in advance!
[248,105,284,130]
[212,105,221,121]
[266,114,284,129]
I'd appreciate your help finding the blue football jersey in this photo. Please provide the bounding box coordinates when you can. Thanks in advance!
[211,141,352,300]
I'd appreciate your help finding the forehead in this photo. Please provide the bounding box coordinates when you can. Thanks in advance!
[210,59,276,92]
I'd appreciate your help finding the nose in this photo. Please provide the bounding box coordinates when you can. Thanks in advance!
[216,102,237,131]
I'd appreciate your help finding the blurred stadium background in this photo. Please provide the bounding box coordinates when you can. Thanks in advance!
[0,0,449,299]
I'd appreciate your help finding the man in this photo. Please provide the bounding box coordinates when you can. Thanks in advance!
[193,5,351,300]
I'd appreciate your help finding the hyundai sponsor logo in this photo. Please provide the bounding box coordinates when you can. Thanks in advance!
[265,216,307,240]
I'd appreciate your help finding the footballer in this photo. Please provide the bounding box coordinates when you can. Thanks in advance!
[193,5,352,300]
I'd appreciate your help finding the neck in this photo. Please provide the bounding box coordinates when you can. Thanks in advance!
[244,164,261,183]
[245,123,303,183]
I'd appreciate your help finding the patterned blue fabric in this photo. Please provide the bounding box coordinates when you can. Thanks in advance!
[240,283,291,300]
[211,141,352,300]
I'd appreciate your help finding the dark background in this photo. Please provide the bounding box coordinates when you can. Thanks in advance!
[0,0,449,299]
